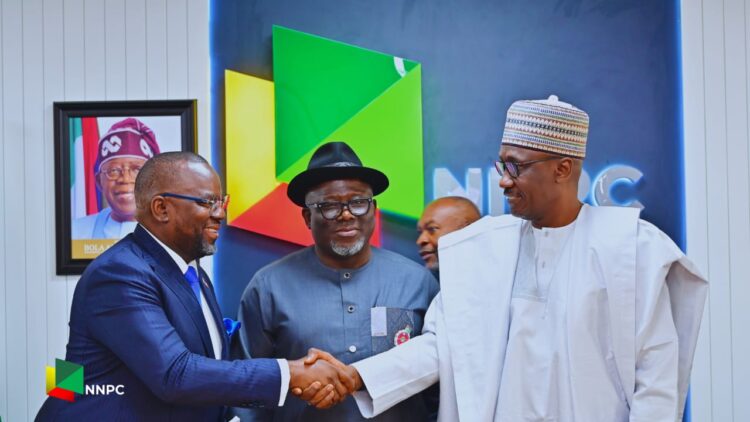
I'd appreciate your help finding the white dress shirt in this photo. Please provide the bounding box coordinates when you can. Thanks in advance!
[496,220,629,421]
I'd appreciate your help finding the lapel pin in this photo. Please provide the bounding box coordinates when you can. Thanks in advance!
[394,326,412,346]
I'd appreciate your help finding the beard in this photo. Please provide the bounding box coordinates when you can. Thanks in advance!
[425,260,439,271]
[200,238,217,256]
[330,236,366,257]
[193,234,217,258]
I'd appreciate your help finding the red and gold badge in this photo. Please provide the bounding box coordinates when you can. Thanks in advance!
[394,326,412,346]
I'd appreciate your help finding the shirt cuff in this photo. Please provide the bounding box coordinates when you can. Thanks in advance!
[277,359,290,406]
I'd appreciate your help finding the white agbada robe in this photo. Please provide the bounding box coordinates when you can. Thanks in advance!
[352,205,707,422]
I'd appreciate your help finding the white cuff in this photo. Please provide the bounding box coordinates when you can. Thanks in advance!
[277,359,290,406]
[352,389,376,418]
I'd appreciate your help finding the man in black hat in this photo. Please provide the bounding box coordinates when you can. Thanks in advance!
[234,142,439,421]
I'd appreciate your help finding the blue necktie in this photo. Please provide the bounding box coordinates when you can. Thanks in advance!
[184,266,201,305]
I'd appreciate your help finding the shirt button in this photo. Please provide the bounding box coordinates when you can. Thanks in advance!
[541,261,546,268]
[343,272,351,279]
[349,345,357,353]
[347,305,355,313]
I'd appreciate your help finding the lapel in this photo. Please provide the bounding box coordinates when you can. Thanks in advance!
[571,205,708,415]
[132,225,215,357]
[197,263,229,360]
[438,215,521,421]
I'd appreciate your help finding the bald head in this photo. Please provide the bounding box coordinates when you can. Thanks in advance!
[425,197,481,224]
[416,196,481,271]
[135,152,211,217]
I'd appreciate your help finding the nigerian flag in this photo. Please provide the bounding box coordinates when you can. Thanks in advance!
[69,117,100,218]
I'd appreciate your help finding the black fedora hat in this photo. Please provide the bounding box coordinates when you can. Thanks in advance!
[287,142,389,206]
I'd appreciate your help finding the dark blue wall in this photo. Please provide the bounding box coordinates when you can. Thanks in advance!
[209,0,683,319]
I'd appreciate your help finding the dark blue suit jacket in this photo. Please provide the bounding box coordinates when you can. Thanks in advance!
[37,226,281,421]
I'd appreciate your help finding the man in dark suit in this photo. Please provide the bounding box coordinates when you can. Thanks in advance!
[37,152,352,421]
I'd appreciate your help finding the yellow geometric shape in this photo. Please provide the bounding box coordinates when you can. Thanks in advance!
[46,366,56,394]
[225,70,278,223]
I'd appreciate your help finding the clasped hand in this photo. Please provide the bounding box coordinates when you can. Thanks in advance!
[288,348,363,409]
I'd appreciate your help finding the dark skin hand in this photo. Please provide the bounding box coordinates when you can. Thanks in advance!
[291,348,364,408]
[289,352,358,409]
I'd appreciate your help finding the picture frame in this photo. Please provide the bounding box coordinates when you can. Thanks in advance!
[54,100,197,275]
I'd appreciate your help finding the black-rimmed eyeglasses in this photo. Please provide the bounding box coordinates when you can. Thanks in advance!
[159,192,230,212]
[305,198,373,220]
[494,157,562,179]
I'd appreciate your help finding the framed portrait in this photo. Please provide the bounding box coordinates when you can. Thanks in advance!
[54,100,196,275]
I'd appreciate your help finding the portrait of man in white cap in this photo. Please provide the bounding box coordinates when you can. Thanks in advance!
[72,117,161,240]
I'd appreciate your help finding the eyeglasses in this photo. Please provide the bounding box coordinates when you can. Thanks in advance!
[99,165,142,181]
[159,192,230,212]
[305,198,373,220]
[494,156,562,179]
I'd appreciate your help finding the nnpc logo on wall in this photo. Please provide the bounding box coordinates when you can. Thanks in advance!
[225,26,425,245]
[45,358,125,402]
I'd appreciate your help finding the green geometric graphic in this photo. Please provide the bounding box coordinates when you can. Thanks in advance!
[273,25,424,219]
[325,67,424,218]
[56,358,84,394]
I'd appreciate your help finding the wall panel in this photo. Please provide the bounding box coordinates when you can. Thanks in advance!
[166,0,189,99]
[84,0,106,99]
[22,0,49,417]
[104,0,127,99]
[146,0,168,99]
[3,0,30,419]
[41,0,70,390]
[0,1,7,418]
[682,0,750,420]
[725,0,750,419]
[63,0,85,100]
[680,0,712,419]
[188,0,209,160]
[124,0,147,99]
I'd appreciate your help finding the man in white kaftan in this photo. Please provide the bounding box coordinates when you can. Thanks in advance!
[350,204,706,421]
[302,95,708,422]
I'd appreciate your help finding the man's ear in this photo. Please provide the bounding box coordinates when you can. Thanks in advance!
[554,158,574,183]
[302,208,312,229]
[151,196,170,223]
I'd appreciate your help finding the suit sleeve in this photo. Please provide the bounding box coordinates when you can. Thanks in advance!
[352,294,441,418]
[84,265,282,407]
[629,222,680,422]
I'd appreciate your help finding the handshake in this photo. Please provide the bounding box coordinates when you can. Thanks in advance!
[288,348,363,409]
